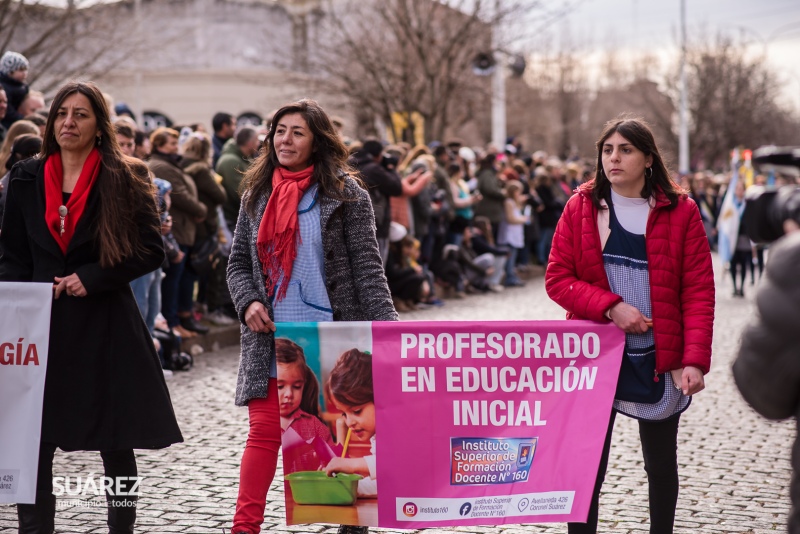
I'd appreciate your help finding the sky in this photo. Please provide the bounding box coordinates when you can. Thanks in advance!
[30,0,800,111]
[548,0,800,110]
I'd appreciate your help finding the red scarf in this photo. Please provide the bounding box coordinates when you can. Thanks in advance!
[257,165,315,301]
[44,148,101,254]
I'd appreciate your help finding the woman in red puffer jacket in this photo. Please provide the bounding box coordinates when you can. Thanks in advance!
[545,116,714,534]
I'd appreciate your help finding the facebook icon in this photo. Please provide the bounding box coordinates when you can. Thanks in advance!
[459,502,472,516]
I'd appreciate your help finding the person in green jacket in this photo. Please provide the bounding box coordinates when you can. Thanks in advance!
[216,125,260,229]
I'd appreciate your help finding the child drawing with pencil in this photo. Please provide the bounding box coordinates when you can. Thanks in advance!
[324,349,377,497]
[276,338,336,474]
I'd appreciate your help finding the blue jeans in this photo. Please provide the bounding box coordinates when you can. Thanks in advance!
[504,246,521,284]
[161,245,190,327]
[131,268,162,335]
[537,226,555,266]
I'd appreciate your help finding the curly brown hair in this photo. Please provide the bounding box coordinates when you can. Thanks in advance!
[241,99,354,217]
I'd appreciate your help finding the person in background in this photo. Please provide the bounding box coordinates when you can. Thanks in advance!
[18,89,45,117]
[497,180,529,287]
[0,119,39,172]
[114,122,136,158]
[180,131,231,325]
[134,129,151,159]
[470,215,508,291]
[386,233,431,311]
[532,166,563,266]
[0,88,8,144]
[217,125,259,230]
[546,116,714,534]
[689,172,718,250]
[447,161,481,246]
[393,145,433,234]
[0,133,42,229]
[0,51,29,130]
[733,228,800,534]
[728,179,751,298]
[130,172,169,339]
[147,127,208,337]
[226,99,396,534]
[351,138,402,263]
[212,112,236,167]
[473,153,506,237]
[23,112,46,137]
[432,145,455,226]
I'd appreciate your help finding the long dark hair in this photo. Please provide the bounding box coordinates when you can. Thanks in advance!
[42,81,157,268]
[275,338,321,418]
[327,349,373,407]
[589,115,683,210]
[241,99,353,217]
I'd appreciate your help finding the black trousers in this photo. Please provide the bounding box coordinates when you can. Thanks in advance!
[17,442,138,534]
[568,410,681,534]
[730,249,752,292]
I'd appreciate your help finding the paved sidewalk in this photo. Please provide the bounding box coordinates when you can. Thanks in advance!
[0,258,794,533]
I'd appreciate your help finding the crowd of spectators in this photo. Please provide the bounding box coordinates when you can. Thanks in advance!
[2,48,798,376]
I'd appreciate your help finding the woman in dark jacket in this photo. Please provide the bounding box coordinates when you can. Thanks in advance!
[226,99,396,534]
[0,81,182,534]
[180,131,230,324]
[532,168,564,266]
[0,133,41,230]
[147,127,208,337]
[734,229,800,534]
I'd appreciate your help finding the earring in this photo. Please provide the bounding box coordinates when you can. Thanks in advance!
[645,167,653,179]
[96,135,102,147]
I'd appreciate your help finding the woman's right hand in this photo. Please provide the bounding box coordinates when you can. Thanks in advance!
[244,301,276,333]
[607,302,651,334]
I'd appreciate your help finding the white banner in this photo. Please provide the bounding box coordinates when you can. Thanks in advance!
[0,283,53,504]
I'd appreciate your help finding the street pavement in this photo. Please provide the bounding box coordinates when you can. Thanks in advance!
[0,256,794,533]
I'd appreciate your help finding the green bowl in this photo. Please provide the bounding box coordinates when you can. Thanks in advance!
[286,471,363,505]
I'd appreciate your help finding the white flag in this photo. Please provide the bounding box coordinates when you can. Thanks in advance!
[716,151,742,265]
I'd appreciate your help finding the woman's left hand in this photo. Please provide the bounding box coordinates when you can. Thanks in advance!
[53,274,87,299]
[670,366,705,396]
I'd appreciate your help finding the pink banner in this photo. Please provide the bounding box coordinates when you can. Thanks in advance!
[276,320,624,528]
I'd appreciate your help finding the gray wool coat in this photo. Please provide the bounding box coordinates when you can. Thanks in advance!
[227,175,398,406]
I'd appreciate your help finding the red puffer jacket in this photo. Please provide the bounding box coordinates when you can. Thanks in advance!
[545,184,715,375]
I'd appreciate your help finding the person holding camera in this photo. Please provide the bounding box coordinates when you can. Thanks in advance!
[545,116,714,534]
[734,220,800,534]
[351,138,402,264]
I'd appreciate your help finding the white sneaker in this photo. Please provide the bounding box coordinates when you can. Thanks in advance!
[163,369,174,380]
[206,310,236,326]
[489,284,505,292]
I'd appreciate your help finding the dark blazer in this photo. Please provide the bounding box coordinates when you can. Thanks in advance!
[181,157,227,242]
[227,175,398,406]
[0,157,183,451]
[148,152,207,247]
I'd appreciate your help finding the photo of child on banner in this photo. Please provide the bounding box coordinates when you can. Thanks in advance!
[277,322,379,527]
